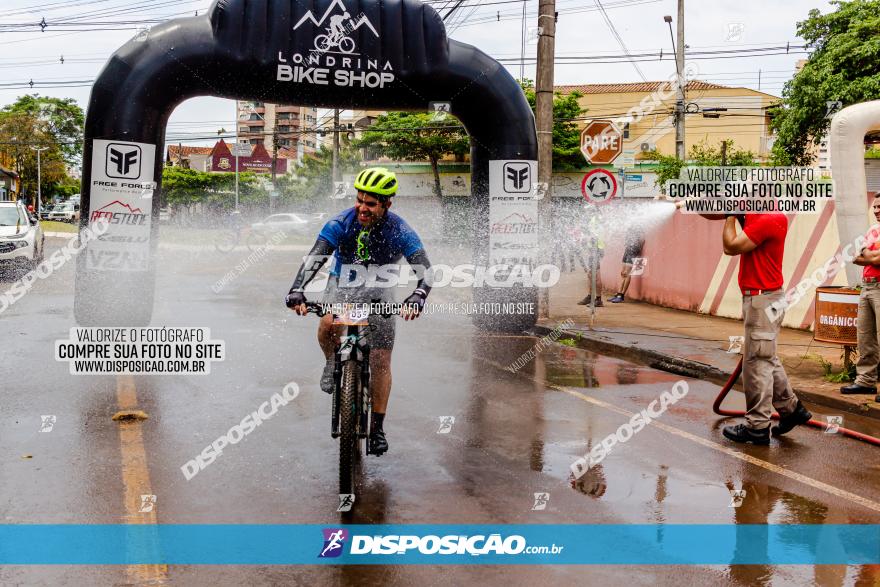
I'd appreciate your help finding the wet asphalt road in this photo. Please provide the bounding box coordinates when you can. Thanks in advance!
[2,235,880,586]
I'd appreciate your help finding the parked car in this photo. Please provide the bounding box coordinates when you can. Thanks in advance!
[0,201,44,270]
[47,201,80,223]
[250,213,311,235]
[39,205,53,220]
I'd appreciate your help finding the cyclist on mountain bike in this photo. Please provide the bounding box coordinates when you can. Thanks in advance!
[328,11,351,40]
[285,167,432,456]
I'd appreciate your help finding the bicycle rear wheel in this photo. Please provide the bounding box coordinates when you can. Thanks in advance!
[338,360,360,496]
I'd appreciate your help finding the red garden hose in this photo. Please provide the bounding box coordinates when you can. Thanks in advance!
[713,358,880,446]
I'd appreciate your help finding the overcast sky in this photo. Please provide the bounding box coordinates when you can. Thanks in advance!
[0,0,833,146]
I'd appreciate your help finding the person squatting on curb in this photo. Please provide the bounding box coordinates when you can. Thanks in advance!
[718,213,812,445]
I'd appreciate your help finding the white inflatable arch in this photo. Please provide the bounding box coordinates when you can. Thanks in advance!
[829,100,880,284]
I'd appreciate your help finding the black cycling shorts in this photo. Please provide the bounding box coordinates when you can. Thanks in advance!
[622,239,644,265]
[323,276,396,350]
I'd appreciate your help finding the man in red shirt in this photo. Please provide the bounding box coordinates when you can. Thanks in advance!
[841,195,880,397]
[721,213,811,444]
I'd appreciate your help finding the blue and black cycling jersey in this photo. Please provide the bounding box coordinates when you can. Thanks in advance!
[318,207,424,277]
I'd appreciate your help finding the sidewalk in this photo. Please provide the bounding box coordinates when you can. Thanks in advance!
[537,273,880,420]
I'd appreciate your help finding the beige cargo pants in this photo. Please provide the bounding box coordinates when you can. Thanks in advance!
[742,290,799,429]
[854,283,880,387]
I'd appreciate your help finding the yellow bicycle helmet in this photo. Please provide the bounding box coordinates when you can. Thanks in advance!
[354,167,398,198]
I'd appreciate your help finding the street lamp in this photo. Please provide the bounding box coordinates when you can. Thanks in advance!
[30,145,49,213]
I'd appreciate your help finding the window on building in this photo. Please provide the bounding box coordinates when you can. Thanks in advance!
[278,125,290,133]
[277,139,291,147]
[249,113,260,121]
[250,139,261,145]
[251,101,264,108]
[249,126,262,133]
[277,112,290,120]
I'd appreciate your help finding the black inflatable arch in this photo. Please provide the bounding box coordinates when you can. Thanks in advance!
[75,0,538,331]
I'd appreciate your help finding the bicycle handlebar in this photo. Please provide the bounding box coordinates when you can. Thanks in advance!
[302,300,403,319]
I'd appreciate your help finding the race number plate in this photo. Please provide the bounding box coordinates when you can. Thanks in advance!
[332,304,369,326]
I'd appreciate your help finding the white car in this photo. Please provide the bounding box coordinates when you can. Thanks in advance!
[0,201,44,269]
[48,201,80,223]
[250,213,311,235]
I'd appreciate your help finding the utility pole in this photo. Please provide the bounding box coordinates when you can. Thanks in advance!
[664,3,685,161]
[535,0,555,319]
[271,128,279,187]
[332,108,340,183]
[234,103,240,210]
[30,146,49,213]
[675,0,686,160]
[519,0,527,81]
[721,140,728,166]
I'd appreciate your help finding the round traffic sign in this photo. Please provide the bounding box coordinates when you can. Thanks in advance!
[581,169,618,204]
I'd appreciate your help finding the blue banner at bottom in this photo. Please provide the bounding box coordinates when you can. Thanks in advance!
[0,525,878,565]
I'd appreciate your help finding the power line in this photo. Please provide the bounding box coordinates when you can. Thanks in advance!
[593,0,647,81]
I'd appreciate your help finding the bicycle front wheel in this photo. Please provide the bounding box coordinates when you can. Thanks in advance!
[315,34,333,52]
[338,360,361,497]
[245,230,269,251]
[214,230,238,253]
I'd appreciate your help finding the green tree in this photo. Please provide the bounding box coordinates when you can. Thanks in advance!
[2,95,84,164]
[770,0,880,165]
[688,139,758,166]
[161,166,266,208]
[647,140,758,192]
[281,140,361,205]
[0,111,67,203]
[355,112,469,197]
[520,80,587,171]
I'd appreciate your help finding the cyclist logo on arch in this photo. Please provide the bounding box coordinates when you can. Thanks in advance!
[315,12,356,54]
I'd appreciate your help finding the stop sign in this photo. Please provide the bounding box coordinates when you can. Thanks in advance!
[580,120,622,165]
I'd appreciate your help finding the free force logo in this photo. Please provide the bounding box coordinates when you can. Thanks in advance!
[319,528,349,558]
[503,162,531,193]
[106,144,142,179]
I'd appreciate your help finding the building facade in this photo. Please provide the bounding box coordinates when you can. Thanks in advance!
[555,80,779,163]
[235,101,319,162]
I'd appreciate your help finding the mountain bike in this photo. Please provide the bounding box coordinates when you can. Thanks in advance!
[304,301,396,496]
[314,31,356,54]
[214,226,268,253]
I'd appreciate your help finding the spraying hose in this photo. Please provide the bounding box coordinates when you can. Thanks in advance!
[713,358,880,446]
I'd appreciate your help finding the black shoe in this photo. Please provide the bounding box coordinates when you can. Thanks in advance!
[369,429,388,456]
[577,295,591,306]
[722,423,770,445]
[609,293,625,303]
[771,401,812,436]
[840,384,877,395]
[593,297,604,307]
